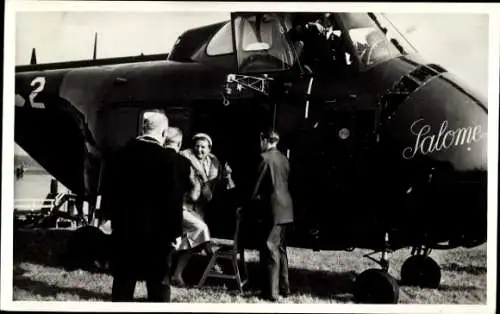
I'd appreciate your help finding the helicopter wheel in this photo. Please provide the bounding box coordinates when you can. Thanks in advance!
[400,255,441,288]
[63,225,110,272]
[353,268,399,304]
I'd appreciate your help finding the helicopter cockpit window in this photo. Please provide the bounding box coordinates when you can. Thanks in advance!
[339,13,417,68]
[234,13,298,73]
[206,22,234,56]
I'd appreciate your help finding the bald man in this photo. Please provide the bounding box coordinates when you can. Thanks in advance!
[102,110,185,302]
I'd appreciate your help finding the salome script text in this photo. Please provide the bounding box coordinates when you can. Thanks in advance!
[402,119,486,160]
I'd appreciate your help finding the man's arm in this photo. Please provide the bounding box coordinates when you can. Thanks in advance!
[188,166,201,202]
[251,157,269,201]
[177,156,198,201]
[168,157,190,242]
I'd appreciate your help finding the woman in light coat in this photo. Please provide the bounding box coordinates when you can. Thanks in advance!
[172,133,235,287]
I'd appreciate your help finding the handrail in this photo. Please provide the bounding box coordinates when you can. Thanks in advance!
[14,192,73,212]
[14,193,87,230]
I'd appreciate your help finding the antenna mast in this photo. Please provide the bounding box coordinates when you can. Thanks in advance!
[93,32,98,60]
[30,48,37,65]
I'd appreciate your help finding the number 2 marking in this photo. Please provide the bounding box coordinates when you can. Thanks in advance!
[29,76,46,109]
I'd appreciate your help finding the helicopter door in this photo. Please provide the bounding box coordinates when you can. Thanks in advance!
[157,106,192,150]
[97,105,141,153]
[231,12,298,74]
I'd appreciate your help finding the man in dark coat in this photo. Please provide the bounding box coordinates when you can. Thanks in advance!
[101,110,188,302]
[251,129,294,302]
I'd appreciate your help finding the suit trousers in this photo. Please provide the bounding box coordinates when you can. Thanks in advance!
[111,245,175,302]
[259,223,290,298]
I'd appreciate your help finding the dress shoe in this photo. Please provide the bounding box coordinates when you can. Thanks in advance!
[279,290,290,298]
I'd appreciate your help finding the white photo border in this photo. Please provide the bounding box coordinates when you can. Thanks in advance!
[2,1,499,313]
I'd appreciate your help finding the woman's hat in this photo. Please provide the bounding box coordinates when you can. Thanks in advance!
[192,133,213,147]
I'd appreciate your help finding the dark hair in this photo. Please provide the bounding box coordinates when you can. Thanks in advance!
[260,129,280,144]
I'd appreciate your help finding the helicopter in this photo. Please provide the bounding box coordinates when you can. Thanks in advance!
[13,12,488,303]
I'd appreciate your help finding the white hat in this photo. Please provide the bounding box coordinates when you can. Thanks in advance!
[192,133,213,147]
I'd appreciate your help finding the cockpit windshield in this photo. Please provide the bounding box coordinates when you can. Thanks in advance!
[338,12,417,67]
[231,12,417,74]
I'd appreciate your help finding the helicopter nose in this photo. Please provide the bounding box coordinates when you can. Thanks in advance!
[380,67,488,247]
[382,68,487,172]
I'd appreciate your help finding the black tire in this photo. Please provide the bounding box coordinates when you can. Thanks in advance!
[63,225,110,272]
[353,268,399,304]
[400,255,441,288]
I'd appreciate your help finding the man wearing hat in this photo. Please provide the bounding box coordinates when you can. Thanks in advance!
[251,129,294,302]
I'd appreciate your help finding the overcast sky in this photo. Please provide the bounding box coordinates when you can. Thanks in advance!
[14,11,489,155]
[16,11,230,64]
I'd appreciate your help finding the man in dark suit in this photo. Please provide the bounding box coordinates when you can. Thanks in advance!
[101,110,189,302]
[251,129,294,302]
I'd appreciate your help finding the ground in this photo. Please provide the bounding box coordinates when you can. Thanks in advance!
[12,228,486,304]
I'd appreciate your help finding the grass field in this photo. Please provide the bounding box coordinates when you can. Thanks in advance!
[12,228,486,304]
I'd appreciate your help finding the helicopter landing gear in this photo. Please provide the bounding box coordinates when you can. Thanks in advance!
[353,233,399,304]
[400,246,441,288]
[353,268,399,304]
